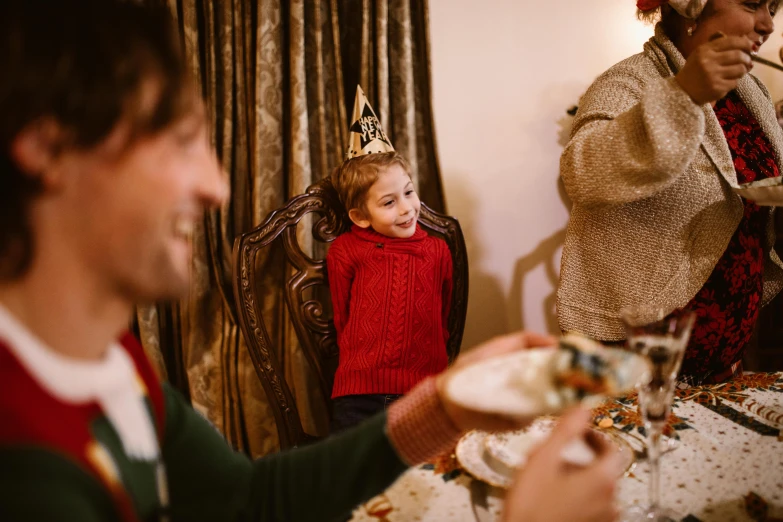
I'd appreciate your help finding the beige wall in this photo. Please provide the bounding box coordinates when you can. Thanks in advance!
[429,1,783,349]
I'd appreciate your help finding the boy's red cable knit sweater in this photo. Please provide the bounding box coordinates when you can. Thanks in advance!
[326,225,453,398]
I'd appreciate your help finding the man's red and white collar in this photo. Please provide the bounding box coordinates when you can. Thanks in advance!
[0,303,160,461]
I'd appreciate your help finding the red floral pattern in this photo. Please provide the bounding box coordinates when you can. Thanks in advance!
[679,92,779,384]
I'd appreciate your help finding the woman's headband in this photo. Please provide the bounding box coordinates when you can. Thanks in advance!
[636,0,707,19]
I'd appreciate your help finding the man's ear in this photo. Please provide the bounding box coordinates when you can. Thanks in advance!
[9,118,68,190]
[348,208,371,228]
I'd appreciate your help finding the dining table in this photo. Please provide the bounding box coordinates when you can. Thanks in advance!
[350,372,783,522]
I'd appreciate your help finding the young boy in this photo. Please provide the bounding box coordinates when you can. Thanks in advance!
[327,87,453,432]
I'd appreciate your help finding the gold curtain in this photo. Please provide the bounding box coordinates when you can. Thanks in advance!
[137,0,445,457]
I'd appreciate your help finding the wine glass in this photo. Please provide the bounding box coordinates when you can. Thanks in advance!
[620,306,695,522]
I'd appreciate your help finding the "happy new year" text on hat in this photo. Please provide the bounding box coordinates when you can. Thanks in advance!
[344,85,395,160]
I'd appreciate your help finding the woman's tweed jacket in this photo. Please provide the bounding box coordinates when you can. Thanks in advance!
[557,24,783,340]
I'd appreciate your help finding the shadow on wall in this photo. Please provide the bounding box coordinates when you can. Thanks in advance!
[508,227,566,334]
[445,178,509,351]
[507,109,576,334]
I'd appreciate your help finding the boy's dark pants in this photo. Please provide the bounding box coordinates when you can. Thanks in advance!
[331,394,402,434]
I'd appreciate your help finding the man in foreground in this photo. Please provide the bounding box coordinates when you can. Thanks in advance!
[0,1,620,521]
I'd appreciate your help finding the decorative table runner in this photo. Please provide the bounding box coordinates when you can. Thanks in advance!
[351,372,783,522]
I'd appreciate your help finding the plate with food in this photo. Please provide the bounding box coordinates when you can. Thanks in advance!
[733,177,783,206]
[444,332,648,418]
[455,418,635,489]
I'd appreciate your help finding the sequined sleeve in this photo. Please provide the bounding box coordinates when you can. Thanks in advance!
[561,72,705,207]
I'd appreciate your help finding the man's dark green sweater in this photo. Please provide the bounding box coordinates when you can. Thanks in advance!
[0,332,408,522]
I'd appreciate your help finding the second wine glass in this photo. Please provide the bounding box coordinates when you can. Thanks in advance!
[620,306,695,522]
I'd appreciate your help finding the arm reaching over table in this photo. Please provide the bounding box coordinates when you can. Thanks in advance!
[0,329,562,522]
[161,331,563,520]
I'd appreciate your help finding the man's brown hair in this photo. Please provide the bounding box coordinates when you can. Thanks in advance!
[331,151,412,211]
[0,0,191,279]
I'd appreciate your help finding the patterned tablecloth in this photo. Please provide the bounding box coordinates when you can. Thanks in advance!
[351,372,783,522]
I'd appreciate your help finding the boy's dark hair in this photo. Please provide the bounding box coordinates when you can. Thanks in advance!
[331,151,412,212]
[0,0,191,279]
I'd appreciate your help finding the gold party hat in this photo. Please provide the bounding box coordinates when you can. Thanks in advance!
[345,85,395,160]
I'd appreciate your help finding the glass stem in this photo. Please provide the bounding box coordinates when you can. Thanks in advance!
[647,425,663,513]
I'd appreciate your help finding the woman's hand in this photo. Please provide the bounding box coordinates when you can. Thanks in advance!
[676,33,753,105]
[502,408,622,522]
[435,331,557,432]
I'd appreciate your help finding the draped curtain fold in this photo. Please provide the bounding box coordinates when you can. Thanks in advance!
[137,0,444,457]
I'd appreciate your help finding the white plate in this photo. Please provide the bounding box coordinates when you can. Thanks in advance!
[444,342,647,418]
[484,418,595,472]
[455,419,635,489]
[733,177,783,206]
[455,431,512,488]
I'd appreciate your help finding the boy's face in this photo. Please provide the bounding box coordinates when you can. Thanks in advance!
[349,164,420,239]
[42,85,228,303]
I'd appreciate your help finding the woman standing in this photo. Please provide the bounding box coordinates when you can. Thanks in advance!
[558,0,783,385]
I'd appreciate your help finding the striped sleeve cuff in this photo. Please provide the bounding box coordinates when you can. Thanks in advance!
[386,377,464,466]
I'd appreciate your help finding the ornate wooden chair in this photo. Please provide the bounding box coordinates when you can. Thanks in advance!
[232,177,468,450]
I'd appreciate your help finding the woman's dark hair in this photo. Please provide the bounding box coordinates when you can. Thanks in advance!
[0,0,191,279]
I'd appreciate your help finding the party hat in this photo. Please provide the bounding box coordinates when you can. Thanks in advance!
[345,85,395,160]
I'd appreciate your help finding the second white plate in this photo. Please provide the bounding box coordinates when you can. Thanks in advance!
[455,419,635,489]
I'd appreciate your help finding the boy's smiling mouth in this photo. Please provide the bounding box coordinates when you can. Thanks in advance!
[397,216,415,228]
